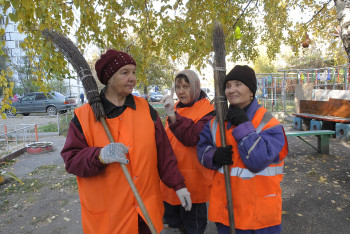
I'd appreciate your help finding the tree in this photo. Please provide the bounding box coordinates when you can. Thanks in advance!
[138,55,177,94]
[12,56,39,94]
[334,0,350,60]
[0,0,348,116]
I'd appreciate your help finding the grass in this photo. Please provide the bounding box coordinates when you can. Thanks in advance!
[35,111,74,137]
[30,165,58,175]
[38,123,58,133]
[155,107,167,126]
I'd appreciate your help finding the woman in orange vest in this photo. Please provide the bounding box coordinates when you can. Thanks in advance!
[197,65,288,234]
[61,49,192,234]
[160,70,215,233]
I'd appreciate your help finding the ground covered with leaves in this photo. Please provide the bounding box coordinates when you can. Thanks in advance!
[0,164,82,234]
[0,126,349,233]
[281,129,350,233]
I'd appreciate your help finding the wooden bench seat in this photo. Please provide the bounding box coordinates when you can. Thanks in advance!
[285,130,335,154]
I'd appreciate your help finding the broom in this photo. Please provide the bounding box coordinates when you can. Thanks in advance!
[212,22,236,234]
[41,29,158,234]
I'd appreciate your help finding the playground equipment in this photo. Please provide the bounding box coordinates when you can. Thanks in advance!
[256,63,350,113]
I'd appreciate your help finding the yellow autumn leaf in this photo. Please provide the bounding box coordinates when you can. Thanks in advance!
[319,176,326,183]
[39,24,46,31]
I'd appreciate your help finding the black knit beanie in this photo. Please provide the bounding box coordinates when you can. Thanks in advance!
[223,65,257,97]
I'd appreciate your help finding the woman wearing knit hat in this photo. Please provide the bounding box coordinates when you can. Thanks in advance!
[160,70,215,233]
[61,49,192,234]
[197,65,288,234]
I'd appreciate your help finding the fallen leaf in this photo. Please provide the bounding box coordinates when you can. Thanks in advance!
[319,176,326,183]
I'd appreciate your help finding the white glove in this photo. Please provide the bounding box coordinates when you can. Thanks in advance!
[161,94,175,117]
[99,143,129,164]
[176,188,192,211]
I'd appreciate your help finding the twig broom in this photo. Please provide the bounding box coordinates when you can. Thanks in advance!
[42,29,158,234]
[212,22,236,234]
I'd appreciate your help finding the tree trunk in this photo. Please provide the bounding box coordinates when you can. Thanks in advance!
[334,0,350,61]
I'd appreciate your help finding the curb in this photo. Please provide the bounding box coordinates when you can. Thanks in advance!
[0,147,27,163]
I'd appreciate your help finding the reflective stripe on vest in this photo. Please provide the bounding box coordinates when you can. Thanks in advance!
[218,164,284,179]
[255,109,274,133]
[210,107,283,179]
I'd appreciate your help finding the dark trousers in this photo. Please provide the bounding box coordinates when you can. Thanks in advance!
[215,222,282,234]
[163,201,208,234]
[138,215,151,234]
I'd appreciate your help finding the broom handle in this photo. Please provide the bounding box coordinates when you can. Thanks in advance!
[216,99,236,234]
[100,118,158,234]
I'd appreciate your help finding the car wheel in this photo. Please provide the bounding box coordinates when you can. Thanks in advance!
[47,106,57,115]
[22,113,30,116]
[5,109,15,117]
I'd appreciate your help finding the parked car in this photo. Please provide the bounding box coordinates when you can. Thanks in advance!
[141,93,149,101]
[149,92,163,102]
[132,91,141,97]
[202,87,214,100]
[5,92,77,116]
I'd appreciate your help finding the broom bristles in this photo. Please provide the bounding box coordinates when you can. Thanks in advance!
[213,22,227,114]
[42,29,105,120]
[213,22,226,70]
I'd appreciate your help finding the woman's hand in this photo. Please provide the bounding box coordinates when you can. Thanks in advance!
[99,143,129,164]
[161,94,175,117]
[175,188,192,211]
[213,145,233,166]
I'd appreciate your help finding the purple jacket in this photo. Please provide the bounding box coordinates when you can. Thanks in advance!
[197,99,286,172]
[197,99,287,233]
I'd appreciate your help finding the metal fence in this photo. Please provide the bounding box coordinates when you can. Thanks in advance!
[0,124,38,158]
[256,64,350,113]
[0,112,73,158]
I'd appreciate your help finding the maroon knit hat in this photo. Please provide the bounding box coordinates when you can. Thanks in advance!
[95,49,136,85]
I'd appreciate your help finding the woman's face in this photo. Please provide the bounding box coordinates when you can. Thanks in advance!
[108,64,136,97]
[225,80,253,108]
[175,78,191,105]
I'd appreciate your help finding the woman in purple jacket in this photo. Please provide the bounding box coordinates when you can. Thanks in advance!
[197,65,288,234]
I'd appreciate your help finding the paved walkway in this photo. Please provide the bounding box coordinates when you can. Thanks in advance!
[6,136,66,178]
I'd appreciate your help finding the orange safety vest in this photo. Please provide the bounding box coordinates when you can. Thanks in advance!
[208,107,288,230]
[160,98,214,204]
[75,96,164,234]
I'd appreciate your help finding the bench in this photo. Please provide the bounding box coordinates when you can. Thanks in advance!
[285,130,335,154]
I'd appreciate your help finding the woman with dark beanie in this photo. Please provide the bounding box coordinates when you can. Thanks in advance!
[197,65,288,234]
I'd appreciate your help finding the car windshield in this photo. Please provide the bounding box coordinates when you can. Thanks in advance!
[51,92,65,98]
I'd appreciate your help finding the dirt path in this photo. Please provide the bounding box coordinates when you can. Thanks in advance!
[0,123,349,234]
